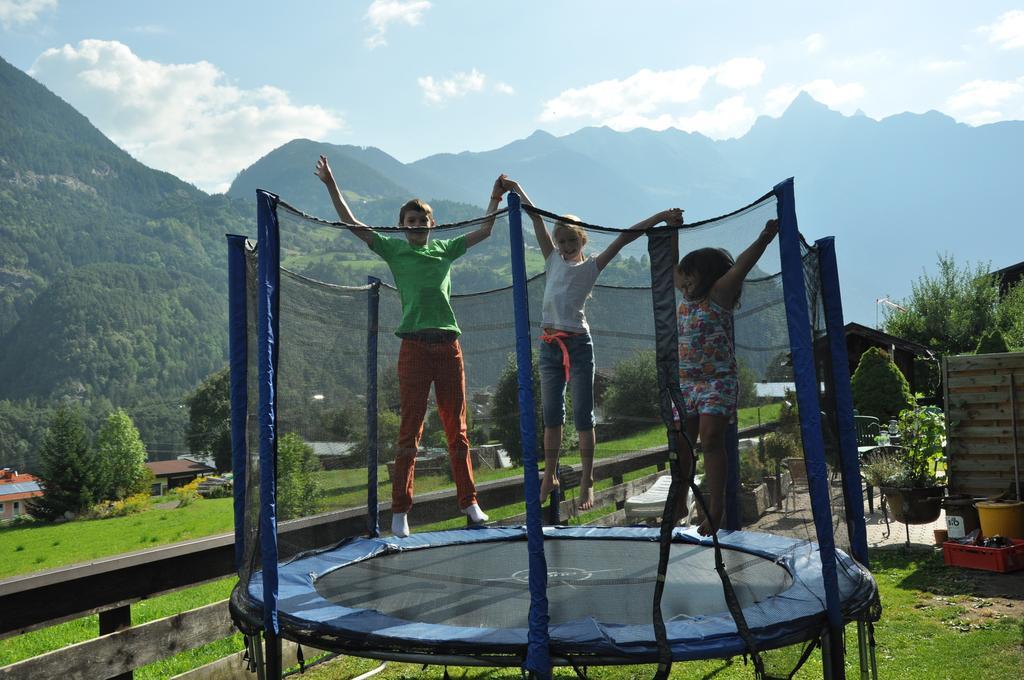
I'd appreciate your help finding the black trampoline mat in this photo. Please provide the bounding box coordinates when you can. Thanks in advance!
[314,539,791,628]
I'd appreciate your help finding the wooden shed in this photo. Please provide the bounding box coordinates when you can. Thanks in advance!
[943,351,1023,498]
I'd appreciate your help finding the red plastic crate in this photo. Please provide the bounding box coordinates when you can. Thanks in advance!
[943,538,1024,573]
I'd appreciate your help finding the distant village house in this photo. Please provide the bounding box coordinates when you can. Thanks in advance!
[145,458,217,496]
[0,468,43,521]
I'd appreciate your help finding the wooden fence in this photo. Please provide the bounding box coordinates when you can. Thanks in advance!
[0,449,667,680]
[943,351,1024,498]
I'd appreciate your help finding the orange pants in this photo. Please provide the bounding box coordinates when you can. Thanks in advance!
[391,338,477,513]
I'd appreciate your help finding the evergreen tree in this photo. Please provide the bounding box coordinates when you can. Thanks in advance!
[185,367,231,472]
[974,329,1009,354]
[850,348,913,422]
[95,409,149,500]
[276,432,323,520]
[28,406,98,520]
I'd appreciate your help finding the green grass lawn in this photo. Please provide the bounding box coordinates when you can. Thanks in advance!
[0,498,235,579]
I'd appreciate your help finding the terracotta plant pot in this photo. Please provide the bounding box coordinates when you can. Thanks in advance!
[881,486,945,524]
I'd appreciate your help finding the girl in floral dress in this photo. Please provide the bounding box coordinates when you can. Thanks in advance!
[675,218,779,534]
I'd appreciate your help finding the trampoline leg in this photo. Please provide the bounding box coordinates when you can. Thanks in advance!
[868,621,879,680]
[264,630,282,679]
[857,621,870,680]
[820,626,847,680]
[249,633,266,680]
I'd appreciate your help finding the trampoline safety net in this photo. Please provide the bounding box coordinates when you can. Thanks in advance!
[227,182,879,677]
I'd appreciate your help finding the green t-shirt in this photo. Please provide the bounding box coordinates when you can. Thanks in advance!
[371,233,467,336]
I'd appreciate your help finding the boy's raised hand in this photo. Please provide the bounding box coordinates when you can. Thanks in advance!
[762,218,779,240]
[314,154,333,184]
[663,208,684,226]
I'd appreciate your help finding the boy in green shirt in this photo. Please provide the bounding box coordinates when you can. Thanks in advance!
[316,155,506,537]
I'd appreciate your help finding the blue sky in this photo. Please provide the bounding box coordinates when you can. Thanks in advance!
[2,1,1023,193]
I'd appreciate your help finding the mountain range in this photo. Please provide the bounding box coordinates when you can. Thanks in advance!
[230,93,1022,327]
[1,53,1021,469]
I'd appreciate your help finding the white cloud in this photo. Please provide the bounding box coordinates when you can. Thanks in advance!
[29,40,343,193]
[979,9,1024,50]
[962,109,1006,126]
[0,0,56,28]
[763,79,865,116]
[494,81,515,96]
[804,33,825,54]
[418,68,486,104]
[714,57,765,89]
[538,60,767,139]
[674,96,757,139]
[364,0,431,49]
[947,78,1024,111]
[539,66,712,122]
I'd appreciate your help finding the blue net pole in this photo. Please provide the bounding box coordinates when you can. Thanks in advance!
[817,236,869,566]
[256,190,281,638]
[226,234,249,569]
[507,191,552,678]
[366,276,381,538]
[775,179,845,676]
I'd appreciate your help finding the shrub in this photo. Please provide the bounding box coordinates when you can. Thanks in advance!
[851,347,913,422]
[974,329,1009,354]
[277,432,324,520]
[173,479,201,508]
[602,350,659,437]
[762,431,799,464]
[492,352,542,467]
[87,492,151,519]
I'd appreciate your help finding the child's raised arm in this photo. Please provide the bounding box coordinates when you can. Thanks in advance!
[501,177,553,260]
[711,218,779,308]
[315,155,375,247]
[465,174,507,249]
[595,208,683,272]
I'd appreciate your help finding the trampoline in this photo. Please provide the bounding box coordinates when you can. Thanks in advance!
[228,180,883,678]
[231,526,877,666]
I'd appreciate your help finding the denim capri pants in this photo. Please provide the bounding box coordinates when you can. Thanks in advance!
[539,332,596,430]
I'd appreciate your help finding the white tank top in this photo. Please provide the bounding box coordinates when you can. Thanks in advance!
[541,251,600,333]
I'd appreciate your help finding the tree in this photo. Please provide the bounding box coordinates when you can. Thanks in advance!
[28,406,98,520]
[276,432,323,520]
[185,367,231,472]
[95,409,149,500]
[995,280,1024,351]
[737,358,758,409]
[353,409,400,465]
[883,254,1001,356]
[492,353,543,466]
[850,348,913,423]
[602,350,659,437]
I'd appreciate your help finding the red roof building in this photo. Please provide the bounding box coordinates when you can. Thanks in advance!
[0,468,43,521]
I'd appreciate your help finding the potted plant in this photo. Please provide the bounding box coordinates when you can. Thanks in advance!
[862,396,946,524]
[762,431,797,508]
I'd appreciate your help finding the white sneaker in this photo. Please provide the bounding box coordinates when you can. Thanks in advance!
[462,503,489,524]
[392,512,410,538]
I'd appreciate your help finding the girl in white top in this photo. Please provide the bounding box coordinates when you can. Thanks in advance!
[502,177,682,509]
